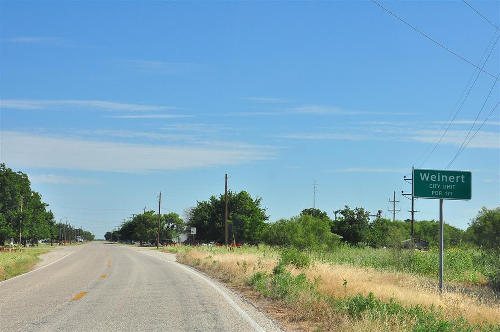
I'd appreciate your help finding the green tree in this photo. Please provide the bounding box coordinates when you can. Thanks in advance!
[465,207,500,249]
[0,164,68,246]
[188,190,268,243]
[413,220,464,248]
[164,212,184,242]
[332,206,370,245]
[300,208,330,221]
[262,214,340,249]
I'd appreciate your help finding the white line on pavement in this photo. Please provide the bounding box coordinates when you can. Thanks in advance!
[0,250,75,286]
[135,249,266,332]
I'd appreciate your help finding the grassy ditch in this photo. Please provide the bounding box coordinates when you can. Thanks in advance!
[312,245,499,288]
[0,247,51,281]
[166,245,499,331]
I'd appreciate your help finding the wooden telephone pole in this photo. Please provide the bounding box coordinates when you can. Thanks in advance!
[225,174,228,245]
[19,197,23,246]
[157,192,161,249]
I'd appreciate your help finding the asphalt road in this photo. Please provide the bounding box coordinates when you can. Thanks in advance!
[0,242,283,332]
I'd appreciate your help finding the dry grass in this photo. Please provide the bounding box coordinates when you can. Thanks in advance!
[171,246,499,331]
[302,263,500,325]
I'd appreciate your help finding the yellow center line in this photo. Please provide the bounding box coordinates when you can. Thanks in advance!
[100,274,106,279]
[71,291,88,301]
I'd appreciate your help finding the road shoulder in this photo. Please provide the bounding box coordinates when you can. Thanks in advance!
[129,246,286,332]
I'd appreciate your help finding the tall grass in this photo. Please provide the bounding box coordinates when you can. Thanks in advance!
[313,244,498,286]
[0,247,50,281]
[171,245,500,331]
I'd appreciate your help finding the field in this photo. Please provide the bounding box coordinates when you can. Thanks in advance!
[0,247,51,281]
[163,245,500,331]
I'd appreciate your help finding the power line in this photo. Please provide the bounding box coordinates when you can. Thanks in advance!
[370,0,499,80]
[418,32,500,167]
[465,101,500,147]
[447,76,498,168]
[462,0,500,31]
[447,100,499,168]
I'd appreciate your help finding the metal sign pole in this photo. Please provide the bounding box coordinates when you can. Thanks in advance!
[439,198,444,294]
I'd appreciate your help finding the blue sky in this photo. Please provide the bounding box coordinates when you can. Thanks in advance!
[0,1,498,238]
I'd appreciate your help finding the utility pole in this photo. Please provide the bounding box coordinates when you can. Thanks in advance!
[369,210,382,219]
[333,210,340,221]
[19,196,23,247]
[157,192,161,249]
[313,181,317,209]
[402,166,419,242]
[388,191,400,222]
[225,174,228,245]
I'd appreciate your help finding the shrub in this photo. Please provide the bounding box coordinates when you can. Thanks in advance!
[279,247,311,269]
[262,214,340,250]
[248,268,315,303]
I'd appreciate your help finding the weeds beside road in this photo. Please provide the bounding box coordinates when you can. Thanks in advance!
[0,247,52,281]
[163,245,499,331]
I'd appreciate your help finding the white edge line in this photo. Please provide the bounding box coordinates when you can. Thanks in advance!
[0,250,75,286]
[135,249,265,332]
[174,262,266,332]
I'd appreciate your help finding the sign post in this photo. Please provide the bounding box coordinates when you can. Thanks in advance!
[190,227,196,245]
[413,169,471,294]
[439,199,444,292]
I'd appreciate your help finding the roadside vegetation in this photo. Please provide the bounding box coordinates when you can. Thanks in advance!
[108,182,499,330]
[0,163,94,247]
[168,245,499,331]
[0,247,50,281]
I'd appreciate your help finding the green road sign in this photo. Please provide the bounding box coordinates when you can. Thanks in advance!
[413,169,471,200]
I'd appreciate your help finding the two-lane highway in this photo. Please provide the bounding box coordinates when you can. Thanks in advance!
[0,243,282,331]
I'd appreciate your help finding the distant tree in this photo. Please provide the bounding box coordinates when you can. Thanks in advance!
[104,232,112,241]
[131,211,157,246]
[413,220,464,247]
[0,163,69,246]
[300,208,330,221]
[465,207,500,249]
[262,214,340,249]
[188,191,268,243]
[164,212,184,241]
[332,206,370,245]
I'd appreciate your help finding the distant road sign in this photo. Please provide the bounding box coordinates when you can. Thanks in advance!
[413,169,471,200]
[190,227,196,235]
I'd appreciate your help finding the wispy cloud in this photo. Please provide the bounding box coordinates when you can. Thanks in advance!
[1,131,274,173]
[244,97,289,103]
[226,111,283,117]
[29,174,99,185]
[0,99,178,112]
[126,60,202,75]
[227,104,414,117]
[161,123,227,133]
[433,120,500,126]
[279,133,369,140]
[291,105,414,116]
[291,105,364,115]
[327,168,407,173]
[5,37,66,45]
[411,129,499,149]
[279,124,498,149]
[75,129,195,141]
[108,114,191,119]
[360,121,411,126]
